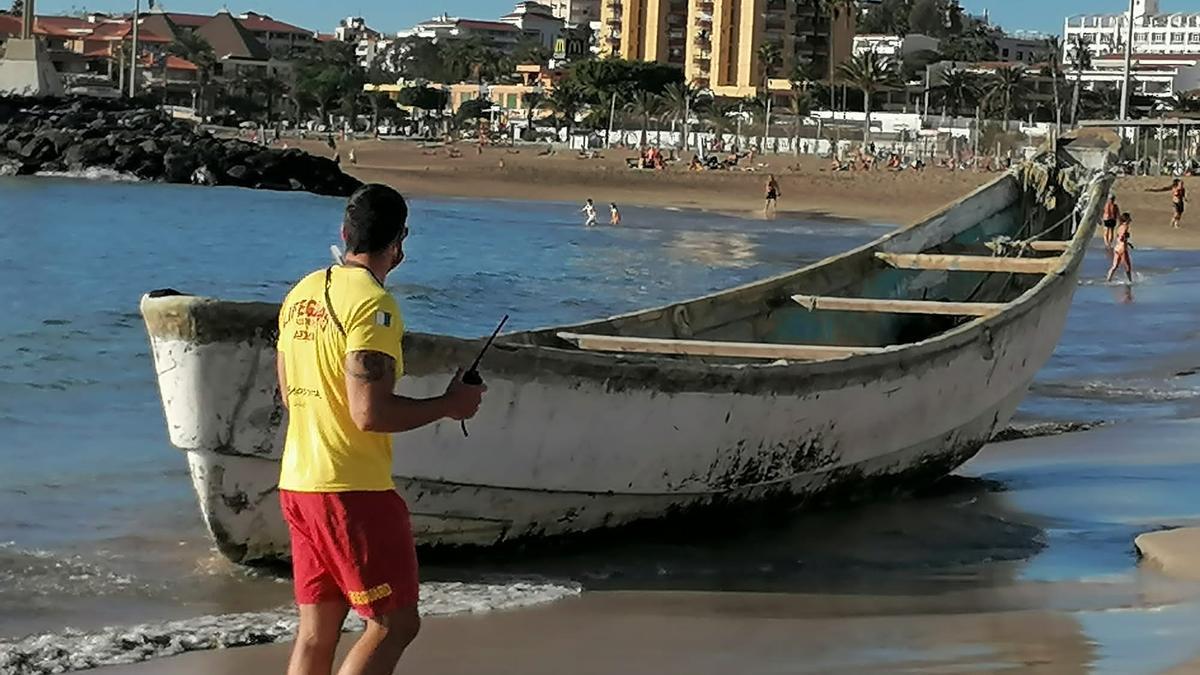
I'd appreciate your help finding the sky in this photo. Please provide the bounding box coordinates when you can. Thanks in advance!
[34,0,1194,38]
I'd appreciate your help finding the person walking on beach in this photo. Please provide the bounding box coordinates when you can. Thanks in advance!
[764,174,781,218]
[582,198,598,227]
[276,184,485,675]
[1106,212,1134,284]
[1101,194,1120,252]
[1171,179,1187,229]
[609,202,621,226]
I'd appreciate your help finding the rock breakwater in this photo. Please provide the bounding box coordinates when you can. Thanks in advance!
[0,96,361,197]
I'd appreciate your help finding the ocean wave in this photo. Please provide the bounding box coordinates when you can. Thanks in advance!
[0,543,137,599]
[34,168,141,182]
[0,580,580,674]
[1032,380,1200,403]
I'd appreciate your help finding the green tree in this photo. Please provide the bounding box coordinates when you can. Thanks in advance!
[9,0,23,15]
[545,80,586,139]
[1038,37,1064,133]
[397,85,449,112]
[169,31,216,117]
[1067,35,1092,126]
[940,16,999,62]
[566,59,683,145]
[513,37,551,66]
[624,89,665,148]
[858,0,910,35]
[295,41,363,127]
[984,65,1028,128]
[454,97,491,130]
[787,87,814,156]
[908,0,942,36]
[837,50,902,145]
[523,90,544,121]
[931,66,981,118]
[661,82,708,150]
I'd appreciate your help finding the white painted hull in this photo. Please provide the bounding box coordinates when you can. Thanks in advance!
[141,164,1112,564]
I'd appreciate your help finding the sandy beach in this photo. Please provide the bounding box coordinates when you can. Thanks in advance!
[291,138,1196,250]
[92,419,1200,674]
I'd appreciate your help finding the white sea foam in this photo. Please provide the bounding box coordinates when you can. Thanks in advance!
[34,168,141,182]
[0,579,580,674]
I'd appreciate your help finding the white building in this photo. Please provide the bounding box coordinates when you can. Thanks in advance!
[995,34,1048,64]
[399,14,523,51]
[500,2,565,51]
[336,17,391,69]
[548,0,600,27]
[1064,0,1200,59]
[1079,52,1200,100]
[852,34,940,59]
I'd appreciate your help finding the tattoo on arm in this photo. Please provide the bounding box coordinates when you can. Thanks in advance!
[348,351,392,383]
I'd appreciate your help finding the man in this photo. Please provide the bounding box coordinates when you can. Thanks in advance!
[581,198,597,227]
[1172,178,1187,229]
[1101,194,1120,251]
[764,174,781,219]
[276,184,485,675]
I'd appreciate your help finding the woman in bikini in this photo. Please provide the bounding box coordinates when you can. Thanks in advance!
[1106,212,1134,283]
[764,175,781,218]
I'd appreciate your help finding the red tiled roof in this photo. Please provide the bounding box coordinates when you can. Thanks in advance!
[1095,52,1200,62]
[237,12,311,35]
[89,21,170,43]
[34,16,93,37]
[141,53,198,71]
[315,32,336,42]
[456,19,519,31]
[0,14,20,36]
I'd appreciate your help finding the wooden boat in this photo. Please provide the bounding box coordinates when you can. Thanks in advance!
[139,154,1113,565]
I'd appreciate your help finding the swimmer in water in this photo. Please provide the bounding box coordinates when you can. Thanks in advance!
[609,203,621,225]
[1106,212,1133,284]
[581,198,598,227]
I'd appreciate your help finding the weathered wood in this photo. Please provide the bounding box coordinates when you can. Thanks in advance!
[1026,241,1072,252]
[790,295,1005,317]
[556,333,884,360]
[875,252,1059,274]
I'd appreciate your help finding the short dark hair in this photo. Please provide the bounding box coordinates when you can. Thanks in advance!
[343,184,408,254]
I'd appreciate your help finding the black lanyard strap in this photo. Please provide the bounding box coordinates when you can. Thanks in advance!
[323,266,347,337]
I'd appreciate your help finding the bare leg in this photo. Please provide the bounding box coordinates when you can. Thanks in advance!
[337,605,420,675]
[1124,252,1133,283]
[288,601,350,675]
[1106,253,1119,282]
[1102,228,1112,251]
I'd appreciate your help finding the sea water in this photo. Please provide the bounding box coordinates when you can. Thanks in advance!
[2,175,1199,672]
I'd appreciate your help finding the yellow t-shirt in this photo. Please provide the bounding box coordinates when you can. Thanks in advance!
[277,265,404,492]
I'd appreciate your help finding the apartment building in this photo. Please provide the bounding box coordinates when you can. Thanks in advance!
[1064,0,1200,59]
[549,0,601,26]
[600,0,853,98]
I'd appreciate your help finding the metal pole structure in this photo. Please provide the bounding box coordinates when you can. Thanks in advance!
[683,93,689,152]
[128,0,141,98]
[21,0,34,39]
[1118,0,1135,122]
[606,91,617,148]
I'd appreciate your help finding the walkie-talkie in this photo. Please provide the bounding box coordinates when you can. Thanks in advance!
[460,314,509,437]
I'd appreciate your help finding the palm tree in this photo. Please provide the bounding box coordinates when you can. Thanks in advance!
[932,67,980,119]
[661,82,707,150]
[523,90,545,123]
[984,66,1028,129]
[1040,37,1064,133]
[545,81,585,140]
[787,87,814,155]
[836,51,902,146]
[703,100,738,149]
[820,0,857,88]
[757,41,783,152]
[625,89,665,148]
[1068,35,1092,126]
[169,32,216,117]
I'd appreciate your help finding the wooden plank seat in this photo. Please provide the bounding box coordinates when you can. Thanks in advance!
[556,333,884,361]
[875,252,1060,274]
[790,295,1005,317]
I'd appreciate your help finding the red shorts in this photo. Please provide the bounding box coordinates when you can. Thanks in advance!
[280,489,419,619]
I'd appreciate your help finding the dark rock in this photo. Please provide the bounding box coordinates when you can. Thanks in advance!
[162,145,197,183]
[139,139,158,155]
[19,136,56,162]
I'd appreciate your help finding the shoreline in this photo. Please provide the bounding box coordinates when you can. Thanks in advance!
[286,138,1197,251]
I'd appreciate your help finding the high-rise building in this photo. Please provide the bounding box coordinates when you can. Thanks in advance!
[1064,0,1200,59]
[600,0,853,98]
[550,0,601,27]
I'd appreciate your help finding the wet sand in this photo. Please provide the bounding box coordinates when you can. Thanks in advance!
[92,419,1200,674]
[290,138,1197,250]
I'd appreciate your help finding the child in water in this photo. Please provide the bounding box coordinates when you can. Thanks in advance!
[1106,212,1134,284]
[581,199,597,226]
[609,203,621,225]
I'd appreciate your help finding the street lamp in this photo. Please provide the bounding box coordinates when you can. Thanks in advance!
[128,0,141,98]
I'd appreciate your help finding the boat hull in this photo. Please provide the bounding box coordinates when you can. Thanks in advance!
[140,164,1111,564]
